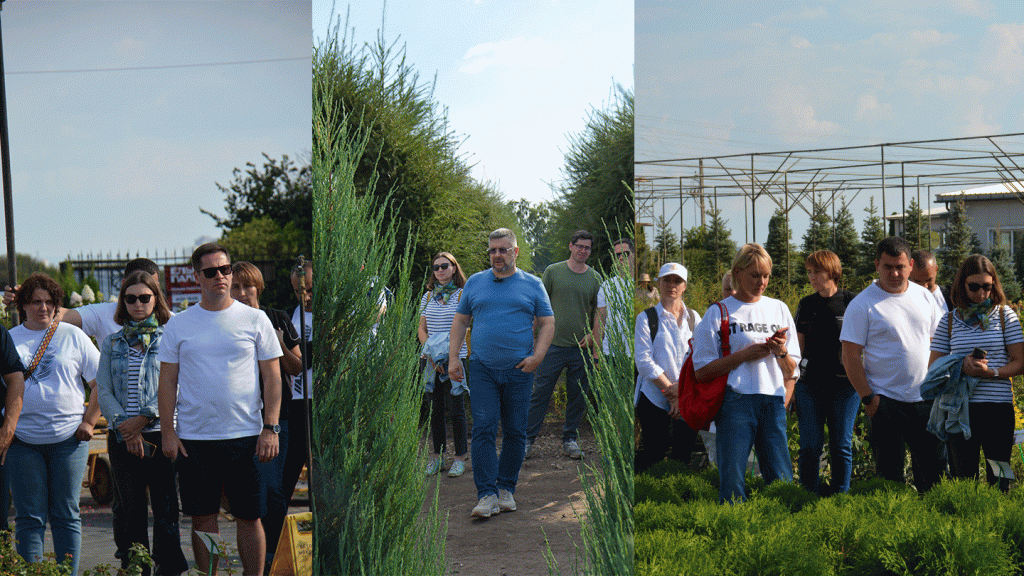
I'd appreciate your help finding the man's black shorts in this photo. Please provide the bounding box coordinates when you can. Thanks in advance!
[177,435,265,519]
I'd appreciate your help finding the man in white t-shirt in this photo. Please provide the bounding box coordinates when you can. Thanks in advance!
[593,238,634,358]
[841,237,943,492]
[909,249,950,315]
[158,243,283,576]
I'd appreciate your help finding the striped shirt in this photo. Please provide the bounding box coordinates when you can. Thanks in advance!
[931,306,1023,403]
[420,289,468,358]
[124,346,159,432]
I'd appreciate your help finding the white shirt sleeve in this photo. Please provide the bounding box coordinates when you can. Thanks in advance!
[634,311,663,382]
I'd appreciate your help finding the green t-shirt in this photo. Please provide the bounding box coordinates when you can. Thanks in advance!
[542,261,602,348]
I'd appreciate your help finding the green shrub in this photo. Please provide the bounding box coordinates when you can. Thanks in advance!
[751,481,819,513]
[635,530,720,576]
[635,473,717,506]
[923,478,1003,519]
[846,476,916,497]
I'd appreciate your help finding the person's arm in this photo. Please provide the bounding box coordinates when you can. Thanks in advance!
[447,312,471,382]
[95,339,127,439]
[0,371,24,464]
[418,315,429,346]
[995,343,1024,379]
[277,335,303,377]
[592,306,608,359]
[75,380,102,441]
[842,340,878,417]
[256,358,281,463]
[797,333,806,357]
[158,362,187,460]
[60,307,84,330]
[517,315,555,373]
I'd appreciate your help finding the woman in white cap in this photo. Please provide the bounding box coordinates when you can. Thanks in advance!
[691,244,801,503]
[633,262,700,474]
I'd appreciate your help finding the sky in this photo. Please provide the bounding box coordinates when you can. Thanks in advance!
[313,0,634,208]
[0,1,310,267]
[636,0,1024,250]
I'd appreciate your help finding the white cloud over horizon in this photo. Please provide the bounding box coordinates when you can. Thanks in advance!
[460,36,565,74]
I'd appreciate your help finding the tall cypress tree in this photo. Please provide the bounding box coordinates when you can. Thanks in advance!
[939,195,973,285]
[765,207,796,284]
[832,200,859,282]
[858,197,886,278]
[803,195,833,256]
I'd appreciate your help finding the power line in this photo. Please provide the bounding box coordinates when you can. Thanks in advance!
[7,56,309,75]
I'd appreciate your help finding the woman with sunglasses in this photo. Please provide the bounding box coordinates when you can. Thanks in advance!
[230,261,303,567]
[928,254,1024,490]
[96,270,188,575]
[419,252,469,477]
[7,273,101,575]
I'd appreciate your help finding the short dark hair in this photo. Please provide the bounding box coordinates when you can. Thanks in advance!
[910,249,936,270]
[17,272,64,319]
[950,254,1006,309]
[191,243,230,271]
[124,258,159,276]
[613,237,635,252]
[232,262,265,298]
[875,236,912,262]
[115,271,172,326]
[570,230,594,245]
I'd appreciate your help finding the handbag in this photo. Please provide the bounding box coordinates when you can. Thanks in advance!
[677,301,731,432]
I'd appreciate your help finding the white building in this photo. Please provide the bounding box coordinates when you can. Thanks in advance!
[935,181,1024,256]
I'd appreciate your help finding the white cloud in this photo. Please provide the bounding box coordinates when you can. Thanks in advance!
[963,104,1000,135]
[981,23,1024,85]
[768,86,838,139]
[796,6,827,19]
[460,37,564,74]
[949,0,993,18]
[791,36,811,49]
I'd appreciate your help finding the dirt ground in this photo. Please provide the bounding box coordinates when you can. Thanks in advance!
[423,417,597,576]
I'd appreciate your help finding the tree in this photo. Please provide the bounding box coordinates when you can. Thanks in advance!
[765,207,797,285]
[654,215,681,265]
[802,195,832,256]
[938,195,973,285]
[691,207,737,276]
[544,87,633,275]
[508,199,555,272]
[201,153,312,258]
[858,197,886,278]
[989,232,1021,301]
[832,200,859,283]
[902,197,925,251]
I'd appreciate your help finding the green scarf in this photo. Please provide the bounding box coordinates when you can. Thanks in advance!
[958,298,993,330]
[124,314,159,348]
[431,281,458,305]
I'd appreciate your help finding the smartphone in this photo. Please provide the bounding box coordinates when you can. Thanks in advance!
[772,327,789,339]
[142,439,158,458]
[972,348,987,360]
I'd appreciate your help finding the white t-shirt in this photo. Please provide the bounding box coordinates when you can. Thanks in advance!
[692,296,801,397]
[158,300,282,440]
[291,305,313,400]
[597,277,631,355]
[77,301,120,344]
[10,323,100,444]
[930,286,949,315]
[840,281,941,402]
[634,303,700,411]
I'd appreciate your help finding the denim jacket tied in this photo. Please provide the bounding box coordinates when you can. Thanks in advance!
[96,326,163,442]
[921,353,979,441]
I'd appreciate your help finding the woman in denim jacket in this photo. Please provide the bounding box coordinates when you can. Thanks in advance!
[97,271,188,575]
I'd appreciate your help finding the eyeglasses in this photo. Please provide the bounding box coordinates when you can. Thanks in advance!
[201,265,233,279]
[615,250,632,257]
[124,294,153,304]
[432,263,450,271]
[572,243,593,252]
[488,247,514,255]
[967,282,995,293]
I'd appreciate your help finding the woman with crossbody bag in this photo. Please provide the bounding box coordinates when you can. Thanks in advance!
[927,254,1024,491]
[692,244,801,503]
[7,273,100,575]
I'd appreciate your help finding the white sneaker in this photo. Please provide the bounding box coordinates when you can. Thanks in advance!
[471,494,500,518]
[497,489,517,512]
[563,439,583,459]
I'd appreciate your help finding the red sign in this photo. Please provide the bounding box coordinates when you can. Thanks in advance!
[165,265,201,308]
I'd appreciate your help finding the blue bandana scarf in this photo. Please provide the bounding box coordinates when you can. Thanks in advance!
[959,298,993,330]
[431,281,458,305]
[123,314,159,348]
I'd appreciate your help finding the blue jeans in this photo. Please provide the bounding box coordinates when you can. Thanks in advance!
[469,359,533,499]
[715,389,792,503]
[8,435,90,575]
[525,345,589,443]
[794,380,860,494]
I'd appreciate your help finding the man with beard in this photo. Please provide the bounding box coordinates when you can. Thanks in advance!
[448,228,554,518]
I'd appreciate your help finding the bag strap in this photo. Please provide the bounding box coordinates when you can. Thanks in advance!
[645,306,658,343]
[685,306,697,333]
[716,301,731,356]
[24,317,60,379]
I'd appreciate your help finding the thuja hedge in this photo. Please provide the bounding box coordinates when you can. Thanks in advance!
[636,466,1024,575]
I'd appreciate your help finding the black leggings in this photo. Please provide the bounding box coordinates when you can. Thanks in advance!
[430,372,468,456]
[947,402,1014,491]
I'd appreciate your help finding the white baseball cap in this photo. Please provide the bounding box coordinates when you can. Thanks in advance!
[658,262,687,282]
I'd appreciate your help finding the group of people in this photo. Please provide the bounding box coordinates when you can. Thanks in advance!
[0,243,313,576]
[419,228,632,519]
[635,236,1022,502]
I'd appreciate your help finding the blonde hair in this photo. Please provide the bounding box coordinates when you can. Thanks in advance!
[731,243,772,278]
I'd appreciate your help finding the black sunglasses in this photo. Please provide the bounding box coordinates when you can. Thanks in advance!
[616,250,632,257]
[124,294,153,305]
[432,263,451,271]
[201,265,233,279]
[967,282,994,292]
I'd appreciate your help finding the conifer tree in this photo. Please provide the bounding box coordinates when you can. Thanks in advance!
[938,195,973,285]
[765,207,796,284]
[803,195,832,256]
[831,200,859,281]
[989,232,1021,301]
[902,197,926,251]
[858,197,886,278]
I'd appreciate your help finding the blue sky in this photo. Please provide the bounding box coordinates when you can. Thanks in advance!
[637,0,1024,249]
[2,1,310,266]
[314,0,633,208]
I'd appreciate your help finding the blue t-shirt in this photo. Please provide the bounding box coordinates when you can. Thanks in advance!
[458,268,554,370]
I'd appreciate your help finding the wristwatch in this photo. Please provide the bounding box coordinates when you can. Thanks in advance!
[263,424,281,434]
[993,367,1000,379]
[861,393,876,406]
[776,350,788,359]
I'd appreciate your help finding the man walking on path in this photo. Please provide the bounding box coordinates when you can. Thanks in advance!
[841,237,943,492]
[525,230,601,459]
[448,228,554,518]
[158,243,283,576]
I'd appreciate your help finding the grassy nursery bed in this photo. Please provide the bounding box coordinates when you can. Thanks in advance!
[635,461,1024,576]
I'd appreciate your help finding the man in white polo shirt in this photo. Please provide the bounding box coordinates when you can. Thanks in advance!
[841,237,943,492]
[158,243,283,576]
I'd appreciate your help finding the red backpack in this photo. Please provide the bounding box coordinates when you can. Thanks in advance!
[677,301,731,432]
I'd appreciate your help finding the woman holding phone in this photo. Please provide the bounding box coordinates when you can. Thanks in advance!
[97,270,188,575]
[691,244,801,503]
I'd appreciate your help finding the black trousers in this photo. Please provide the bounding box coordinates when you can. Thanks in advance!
[429,374,468,456]
[634,392,697,475]
[947,402,1014,491]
